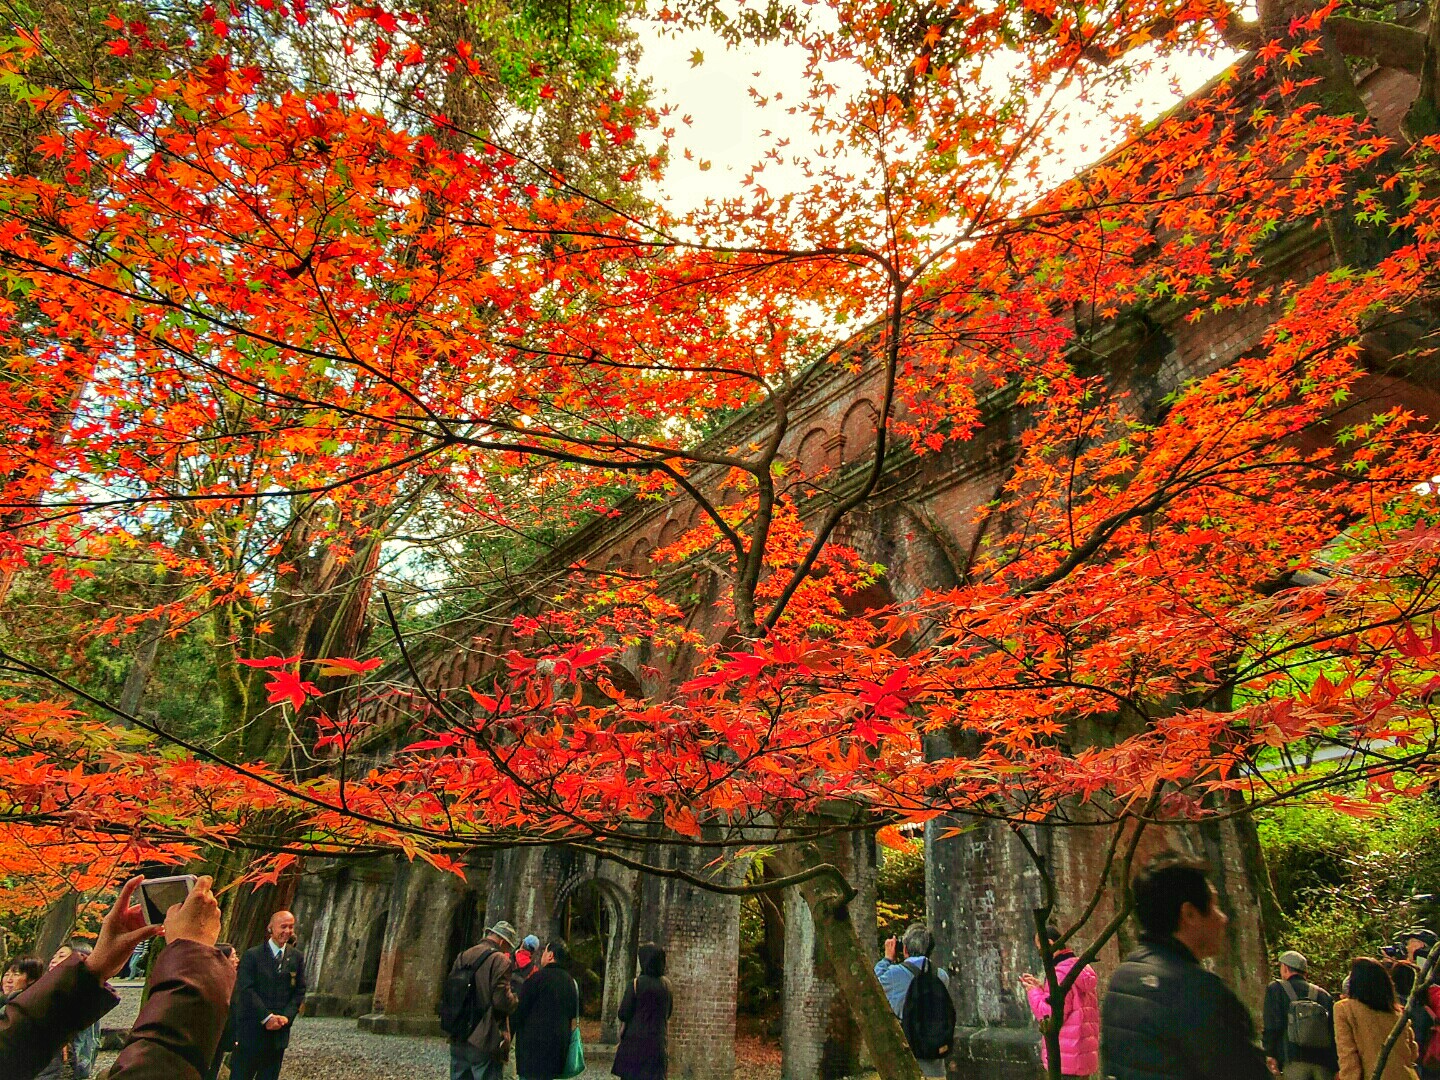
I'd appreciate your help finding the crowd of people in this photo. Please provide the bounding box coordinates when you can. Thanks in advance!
[440,918,672,1080]
[0,879,674,1080]
[1004,853,1439,1080]
[0,855,1435,1080]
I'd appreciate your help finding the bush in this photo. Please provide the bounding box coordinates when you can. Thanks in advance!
[1258,788,1440,989]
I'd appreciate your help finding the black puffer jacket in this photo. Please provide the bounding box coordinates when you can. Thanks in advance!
[1101,936,1268,1080]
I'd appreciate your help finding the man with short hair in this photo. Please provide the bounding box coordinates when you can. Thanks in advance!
[448,921,520,1080]
[1263,950,1337,1080]
[231,910,307,1080]
[875,922,953,1078]
[1101,852,1268,1080]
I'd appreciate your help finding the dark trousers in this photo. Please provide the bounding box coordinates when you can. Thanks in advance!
[450,1041,503,1080]
[229,1043,286,1080]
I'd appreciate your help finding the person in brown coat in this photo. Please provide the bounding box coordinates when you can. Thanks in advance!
[1334,957,1419,1080]
[0,874,236,1080]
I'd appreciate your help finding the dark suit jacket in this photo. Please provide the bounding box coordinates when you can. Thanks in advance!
[234,942,306,1052]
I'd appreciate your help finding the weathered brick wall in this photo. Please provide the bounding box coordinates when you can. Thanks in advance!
[293,860,396,1018]
[652,845,743,1080]
[358,857,488,1034]
[484,846,643,1043]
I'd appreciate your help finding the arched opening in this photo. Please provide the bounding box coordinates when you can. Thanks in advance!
[655,518,683,552]
[444,889,482,982]
[560,880,614,1021]
[796,427,832,478]
[554,876,633,1044]
[357,910,389,995]
[841,399,879,464]
[738,862,785,1057]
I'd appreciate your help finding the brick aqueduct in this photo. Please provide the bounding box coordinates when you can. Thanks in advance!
[288,61,1438,1080]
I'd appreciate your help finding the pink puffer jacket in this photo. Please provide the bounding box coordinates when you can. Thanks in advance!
[1026,953,1100,1078]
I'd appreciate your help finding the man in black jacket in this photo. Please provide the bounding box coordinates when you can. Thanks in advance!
[1262,950,1337,1080]
[1101,852,1268,1080]
[230,910,307,1080]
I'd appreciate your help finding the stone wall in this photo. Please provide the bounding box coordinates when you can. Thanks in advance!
[781,830,879,1080]
[291,860,395,1019]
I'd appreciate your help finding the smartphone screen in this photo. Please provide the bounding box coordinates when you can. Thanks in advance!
[140,876,196,925]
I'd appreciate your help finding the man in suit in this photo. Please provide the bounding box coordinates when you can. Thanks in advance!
[231,910,307,1080]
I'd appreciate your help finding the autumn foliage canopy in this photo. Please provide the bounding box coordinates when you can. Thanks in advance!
[1,0,1439,913]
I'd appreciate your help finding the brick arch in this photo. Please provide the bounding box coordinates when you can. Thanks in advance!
[627,536,652,571]
[554,872,638,1043]
[580,659,643,704]
[655,517,683,551]
[796,426,833,475]
[840,399,879,463]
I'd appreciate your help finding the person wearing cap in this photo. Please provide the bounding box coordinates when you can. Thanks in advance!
[511,935,541,999]
[1402,929,1438,966]
[449,921,520,1080]
[1263,950,1337,1080]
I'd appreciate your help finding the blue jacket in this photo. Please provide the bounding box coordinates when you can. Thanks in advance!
[874,956,950,1018]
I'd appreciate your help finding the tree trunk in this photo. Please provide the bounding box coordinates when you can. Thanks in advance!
[219,867,300,953]
[771,846,924,1080]
[36,889,79,961]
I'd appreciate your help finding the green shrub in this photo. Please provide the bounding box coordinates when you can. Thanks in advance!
[1258,789,1440,988]
[876,838,926,945]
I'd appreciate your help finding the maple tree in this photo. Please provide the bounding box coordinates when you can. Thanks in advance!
[1,0,1440,1073]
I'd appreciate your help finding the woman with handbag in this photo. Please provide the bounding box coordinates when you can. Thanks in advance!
[514,941,582,1080]
[612,943,673,1080]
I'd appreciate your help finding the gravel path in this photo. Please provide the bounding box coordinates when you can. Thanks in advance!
[97,1015,616,1080]
[94,985,782,1080]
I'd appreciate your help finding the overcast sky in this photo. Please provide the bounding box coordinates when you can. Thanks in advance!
[632,19,1239,216]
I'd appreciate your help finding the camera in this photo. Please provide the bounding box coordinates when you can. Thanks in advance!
[138,875,197,925]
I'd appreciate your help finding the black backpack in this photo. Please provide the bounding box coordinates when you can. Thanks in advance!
[901,958,957,1060]
[1281,980,1333,1052]
[438,946,493,1039]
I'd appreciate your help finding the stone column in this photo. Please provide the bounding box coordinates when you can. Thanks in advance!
[296,861,394,1017]
[781,830,878,1080]
[926,811,1273,1080]
[364,857,485,1034]
[656,851,741,1080]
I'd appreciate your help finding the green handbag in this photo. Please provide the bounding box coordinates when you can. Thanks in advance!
[561,1025,586,1079]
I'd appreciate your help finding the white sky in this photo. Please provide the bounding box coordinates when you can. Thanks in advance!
[633,19,1240,216]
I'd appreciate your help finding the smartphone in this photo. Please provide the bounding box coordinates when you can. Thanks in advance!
[139,875,197,925]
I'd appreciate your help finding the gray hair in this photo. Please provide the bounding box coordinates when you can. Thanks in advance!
[902,923,934,959]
